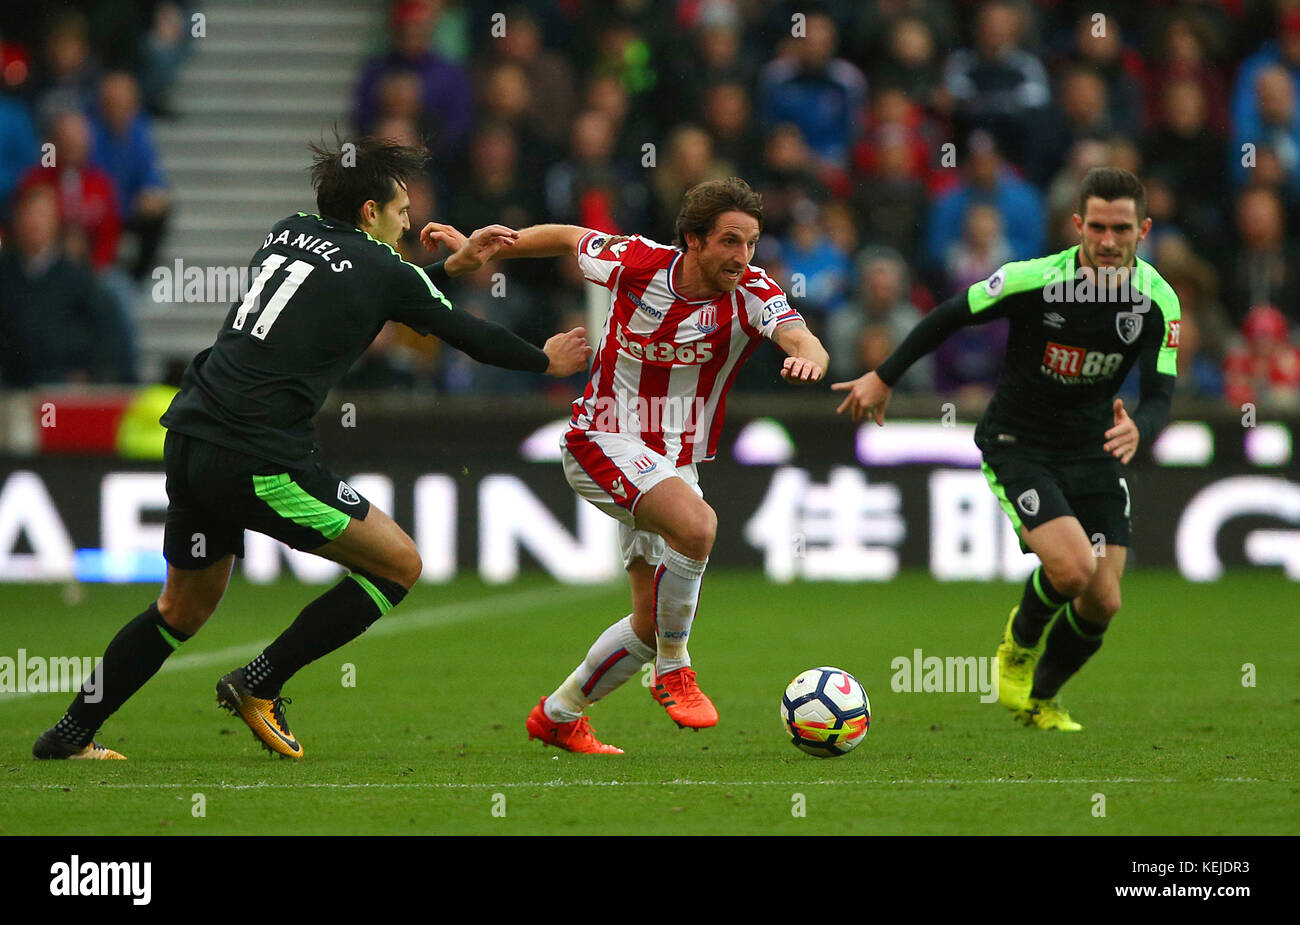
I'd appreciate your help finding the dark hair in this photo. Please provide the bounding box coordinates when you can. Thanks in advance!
[1079,167,1146,219]
[309,134,429,225]
[674,177,763,250]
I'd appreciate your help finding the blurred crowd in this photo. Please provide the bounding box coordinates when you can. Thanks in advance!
[0,1,186,388]
[2,0,1299,411]
[357,0,1300,409]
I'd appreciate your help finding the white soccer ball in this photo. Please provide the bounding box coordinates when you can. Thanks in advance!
[781,667,871,757]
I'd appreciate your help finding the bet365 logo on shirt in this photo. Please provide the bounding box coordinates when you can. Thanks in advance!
[1041,342,1123,382]
[614,324,714,364]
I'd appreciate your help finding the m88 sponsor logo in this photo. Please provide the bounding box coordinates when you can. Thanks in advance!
[615,324,715,365]
[1042,342,1123,383]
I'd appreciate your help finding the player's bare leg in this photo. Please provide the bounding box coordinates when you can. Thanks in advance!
[312,503,422,587]
[1012,520,1114,731]
[34,555,235,760]
[218,505,421,758]
[528,558,655,755]
[1025,544,1126,722]
[996,517,1091,719]
[1072,544,1126,628]
[631,478,719,728]
[159,555,238,635]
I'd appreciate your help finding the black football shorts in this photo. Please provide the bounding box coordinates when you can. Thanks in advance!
[161,431,371,569]
[980,448,1132,551]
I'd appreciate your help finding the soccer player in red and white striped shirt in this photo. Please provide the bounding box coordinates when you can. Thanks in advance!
[424,178,828,753]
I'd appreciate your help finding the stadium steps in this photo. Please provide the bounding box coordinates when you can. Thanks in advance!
[140,0,380,378]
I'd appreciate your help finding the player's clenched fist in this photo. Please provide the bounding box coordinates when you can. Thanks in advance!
[543,327,593,377]
[780,356,824,384]
[831,370,892,425]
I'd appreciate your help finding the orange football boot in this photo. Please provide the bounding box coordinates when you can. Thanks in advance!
[216,668,303,759]
[649,666,718,728]
[526,698,623,754]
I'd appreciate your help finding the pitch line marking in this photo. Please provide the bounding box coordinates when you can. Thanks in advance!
[11,777,1286,792]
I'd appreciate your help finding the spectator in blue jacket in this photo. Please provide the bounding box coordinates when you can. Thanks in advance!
[758,11,866,169]
[924,130,1044,272]
[1230,10,1300,153]
[0,92,39,219]
[1231,64,1300,196]
[90,71,171,280]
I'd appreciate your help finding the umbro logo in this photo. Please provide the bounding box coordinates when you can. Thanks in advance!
[1043,312,1066,328]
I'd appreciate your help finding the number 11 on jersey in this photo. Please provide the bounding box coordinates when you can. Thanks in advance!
[232,254,315,340]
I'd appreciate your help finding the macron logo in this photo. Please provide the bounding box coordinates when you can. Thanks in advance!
[50,855,151,906]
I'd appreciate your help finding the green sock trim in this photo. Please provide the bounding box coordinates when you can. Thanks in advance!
[349,573,394,615]
[156,623,185,650]
[1031,567,1056,607]
[1063,604,1105,641]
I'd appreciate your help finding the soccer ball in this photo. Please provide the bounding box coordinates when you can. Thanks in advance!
[781,667,871,757]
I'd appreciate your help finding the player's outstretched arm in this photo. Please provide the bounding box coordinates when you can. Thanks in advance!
[420,222,519,276]
[773,321,828,385]
[830,291,978,425]
[831,371,892,425]
[458,223,589,261]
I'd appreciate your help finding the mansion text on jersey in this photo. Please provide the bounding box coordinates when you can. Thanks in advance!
[1041,265,1152,309]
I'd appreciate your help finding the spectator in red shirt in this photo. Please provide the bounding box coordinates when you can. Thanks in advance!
[19,108,120,271]
[1223,304,1300,411]
[1144,10,1231,136]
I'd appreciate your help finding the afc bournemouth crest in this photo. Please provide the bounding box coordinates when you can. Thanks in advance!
[337,482,361,505]
[696,305,718,334]
[1116,311,1143,345]
[1016,488,1040,517]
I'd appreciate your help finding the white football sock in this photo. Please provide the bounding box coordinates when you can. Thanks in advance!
[653,548,708,674]
[545,615,653,723]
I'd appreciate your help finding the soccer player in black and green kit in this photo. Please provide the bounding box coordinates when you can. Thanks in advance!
[32,137,592,759]
[833,168,1179,731]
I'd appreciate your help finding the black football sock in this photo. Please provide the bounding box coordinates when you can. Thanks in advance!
[1030,604,1107,700]
[60,602,192,744]
[245,571,407,698]
[1012,566,1073,647]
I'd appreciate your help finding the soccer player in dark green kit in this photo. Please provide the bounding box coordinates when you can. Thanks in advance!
[833,168,1179,730]
[33,138,592,759]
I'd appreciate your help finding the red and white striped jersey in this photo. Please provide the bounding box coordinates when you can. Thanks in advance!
[568,230,804,466]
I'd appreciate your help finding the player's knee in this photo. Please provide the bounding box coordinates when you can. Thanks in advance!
[1093,587,1121,620]
[675,503,717,559]
[1048,557,1095,599]
[392,539,422,590]
[156,593,217,635]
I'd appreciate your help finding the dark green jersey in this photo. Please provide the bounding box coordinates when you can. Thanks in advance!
[162,212,547,466]
[878,246,1180,457]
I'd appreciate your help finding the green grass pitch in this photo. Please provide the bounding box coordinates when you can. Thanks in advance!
[1,571,1294,835]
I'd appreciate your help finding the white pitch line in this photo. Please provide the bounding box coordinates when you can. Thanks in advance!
[0,584,614,703]
[8,777,1287,791]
